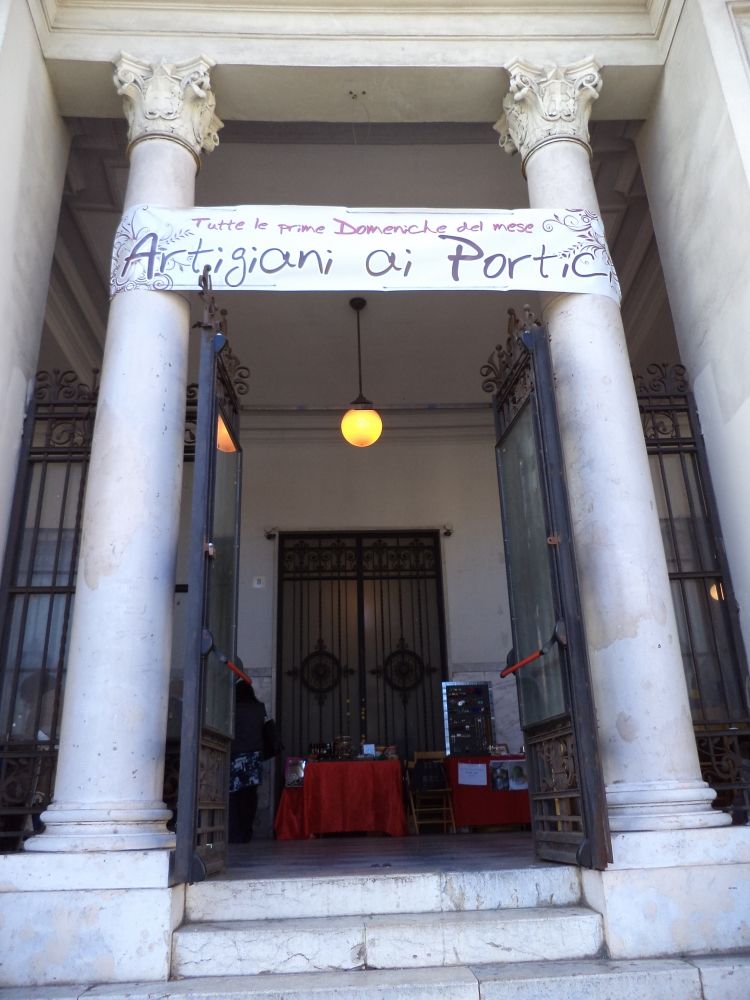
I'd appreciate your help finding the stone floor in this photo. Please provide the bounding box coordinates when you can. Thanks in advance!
[223,830,537,879]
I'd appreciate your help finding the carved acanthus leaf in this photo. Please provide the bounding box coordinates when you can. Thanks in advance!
[114,53,223,162]
[494,57,602,168]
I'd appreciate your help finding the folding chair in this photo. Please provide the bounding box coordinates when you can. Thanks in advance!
[405,754,456,834]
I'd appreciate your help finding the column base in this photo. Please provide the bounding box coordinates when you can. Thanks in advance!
[25,801,175,852]
[0,850,182,986]
[606,779,731,831]
[582,827,750,958]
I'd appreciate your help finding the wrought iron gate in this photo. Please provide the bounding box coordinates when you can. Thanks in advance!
[482,317,611,868]
[277,531,448,763]
[636,363,750,822]
[0,371,97,850]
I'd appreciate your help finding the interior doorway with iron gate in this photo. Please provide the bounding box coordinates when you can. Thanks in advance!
[276,531,449,766]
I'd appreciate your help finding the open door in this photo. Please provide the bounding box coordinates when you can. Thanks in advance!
[174,271,242,883]
[483,318,610,868]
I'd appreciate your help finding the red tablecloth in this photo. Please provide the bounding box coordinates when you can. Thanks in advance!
[446,755,531,828]
[275,758,408,839]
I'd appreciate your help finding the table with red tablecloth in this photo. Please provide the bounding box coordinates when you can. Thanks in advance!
[446,755,531,828]
[274,758,408,839]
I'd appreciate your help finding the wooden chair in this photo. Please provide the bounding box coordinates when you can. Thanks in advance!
[405,754,456,834]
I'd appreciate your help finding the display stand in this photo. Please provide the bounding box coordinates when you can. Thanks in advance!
[445,755,531,828]
[442,681,495,755]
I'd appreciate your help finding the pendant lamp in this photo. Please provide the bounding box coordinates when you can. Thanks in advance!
[341,297,382,447]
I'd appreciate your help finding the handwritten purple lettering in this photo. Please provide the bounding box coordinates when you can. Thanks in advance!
[191,216,245,231]
[334,217,447,237]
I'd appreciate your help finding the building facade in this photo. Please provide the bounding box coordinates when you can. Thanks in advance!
[1,0,750,989]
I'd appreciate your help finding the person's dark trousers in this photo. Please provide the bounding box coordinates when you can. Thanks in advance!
[228,785,258,843]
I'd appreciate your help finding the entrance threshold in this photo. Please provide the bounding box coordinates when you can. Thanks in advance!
[222,831,539,880]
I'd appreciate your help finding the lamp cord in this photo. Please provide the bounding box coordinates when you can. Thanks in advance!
[356,308,364,398]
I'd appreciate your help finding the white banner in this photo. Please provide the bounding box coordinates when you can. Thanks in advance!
[110,204,620,302]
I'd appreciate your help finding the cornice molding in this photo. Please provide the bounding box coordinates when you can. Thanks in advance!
[30,0,679,52]
[28,0,682,124]
[35,0,662,14]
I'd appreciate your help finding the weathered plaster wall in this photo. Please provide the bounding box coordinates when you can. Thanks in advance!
[637,0,750,655]
[0,0,69,570]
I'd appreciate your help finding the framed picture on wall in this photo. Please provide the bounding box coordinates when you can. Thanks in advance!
[489,758,528,792]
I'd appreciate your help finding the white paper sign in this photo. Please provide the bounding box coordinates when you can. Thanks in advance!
[110,204,620,302]
[457,762,488,786]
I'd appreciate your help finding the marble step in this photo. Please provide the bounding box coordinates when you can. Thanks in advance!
[7,955,749,1000]
[185,864,581,921]
[171,905,603,978]
[474,957,714,999]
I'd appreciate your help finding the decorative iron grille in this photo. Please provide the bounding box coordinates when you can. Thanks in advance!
[277,532,448,763]
[525,718,584,861]
[0,369,97,849]
[636,362,750,823]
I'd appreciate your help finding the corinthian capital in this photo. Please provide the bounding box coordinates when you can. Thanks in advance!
[494,57,602,170]
[114,53,223,166]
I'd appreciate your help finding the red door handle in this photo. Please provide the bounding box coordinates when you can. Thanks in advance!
[500,648,543,678]
[500,620,567,679]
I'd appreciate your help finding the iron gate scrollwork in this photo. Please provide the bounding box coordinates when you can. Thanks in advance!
[277,532,447,763]
[299,640,345,703]
[635,363,750,823]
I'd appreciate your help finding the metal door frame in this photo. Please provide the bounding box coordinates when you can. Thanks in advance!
[174,269,242,884]
[482,316,611,868]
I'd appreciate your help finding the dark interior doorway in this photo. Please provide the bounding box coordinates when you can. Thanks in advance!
[276,531,448,763]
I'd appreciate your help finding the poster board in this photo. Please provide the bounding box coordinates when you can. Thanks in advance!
[442,681,495,756]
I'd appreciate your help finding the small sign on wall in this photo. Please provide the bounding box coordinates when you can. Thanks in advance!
[457,762,488,786]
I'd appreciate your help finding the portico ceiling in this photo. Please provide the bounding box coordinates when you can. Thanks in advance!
[33,0,682,407]
[43,117,678,412]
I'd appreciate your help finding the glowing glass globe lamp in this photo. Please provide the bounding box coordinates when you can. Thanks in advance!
[341,297,382,447]
[341,400,383,448]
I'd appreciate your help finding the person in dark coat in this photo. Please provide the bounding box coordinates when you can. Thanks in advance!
[228,680,267,842]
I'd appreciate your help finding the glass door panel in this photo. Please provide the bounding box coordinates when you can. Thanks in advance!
[497,403,566,727]
[203,428,241,736]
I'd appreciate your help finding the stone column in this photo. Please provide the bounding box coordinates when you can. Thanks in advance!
[495,58,728,832]
[27,55,222,852]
